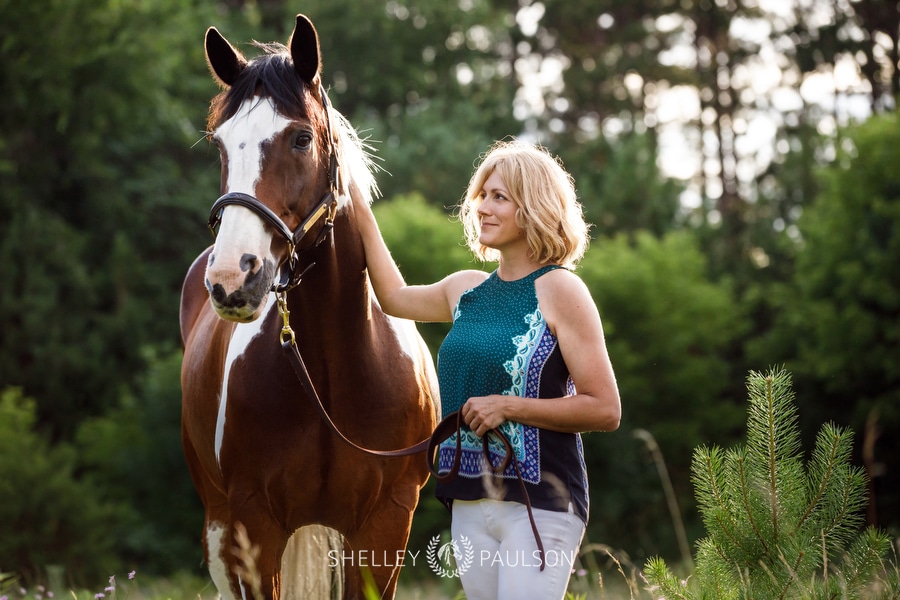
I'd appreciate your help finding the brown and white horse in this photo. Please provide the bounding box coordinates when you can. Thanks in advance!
[179,14,438,599]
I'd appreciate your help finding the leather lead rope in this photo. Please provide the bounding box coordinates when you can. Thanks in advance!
[426,411,546,571]
[278,291,431,457]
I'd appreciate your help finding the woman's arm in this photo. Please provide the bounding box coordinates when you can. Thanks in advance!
[354,198,485,322]
[461,269,621,434]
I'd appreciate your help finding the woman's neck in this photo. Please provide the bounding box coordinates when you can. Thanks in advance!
[496,252,545,281]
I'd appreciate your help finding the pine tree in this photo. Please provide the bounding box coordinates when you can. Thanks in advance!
[644,367,900,599]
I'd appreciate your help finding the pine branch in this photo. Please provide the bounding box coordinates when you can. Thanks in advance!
[745,368,801,546]
[643,367,898,599]
[799,423,848,531]
[692,446,742,554]
[841,527,892,592]
[734,448,772,556]
[644,556,692,600]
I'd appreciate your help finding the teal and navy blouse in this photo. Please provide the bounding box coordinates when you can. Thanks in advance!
[435,265,589,523]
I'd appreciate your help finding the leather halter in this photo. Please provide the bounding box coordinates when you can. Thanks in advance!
[208,190,336,292]
[207,84,339,293]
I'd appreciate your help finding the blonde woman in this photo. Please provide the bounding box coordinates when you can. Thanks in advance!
[357,140,620,599]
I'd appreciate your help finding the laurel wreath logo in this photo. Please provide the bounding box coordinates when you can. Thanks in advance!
[426,534,474,578]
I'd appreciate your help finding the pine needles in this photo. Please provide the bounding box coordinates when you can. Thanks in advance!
[645,367,899,599]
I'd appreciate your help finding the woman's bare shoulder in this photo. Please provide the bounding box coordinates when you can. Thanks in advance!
[537,267,592,300]
[536,268,599,330]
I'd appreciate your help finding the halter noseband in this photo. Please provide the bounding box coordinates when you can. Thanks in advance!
[207,84,340,293]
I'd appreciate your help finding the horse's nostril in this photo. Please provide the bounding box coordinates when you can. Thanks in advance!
[209,282,228,304]
[240,253,259,273]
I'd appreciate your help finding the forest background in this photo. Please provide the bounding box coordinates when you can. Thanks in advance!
[1,0,898,589]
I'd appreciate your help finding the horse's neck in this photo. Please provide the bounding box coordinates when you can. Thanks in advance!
[287,209,370,335]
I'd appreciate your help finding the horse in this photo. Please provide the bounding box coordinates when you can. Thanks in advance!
[179,14,439,599]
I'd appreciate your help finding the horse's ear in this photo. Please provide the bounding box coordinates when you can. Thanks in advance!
[288,14,321,84]
[205,27,247,88]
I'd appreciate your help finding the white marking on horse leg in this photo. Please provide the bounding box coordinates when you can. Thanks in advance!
[215,293,278,463]
[207,522,239,600]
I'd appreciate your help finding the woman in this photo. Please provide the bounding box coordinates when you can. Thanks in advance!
[357,140,620,599]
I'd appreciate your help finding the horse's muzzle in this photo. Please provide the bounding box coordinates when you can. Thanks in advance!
[205,257,275,321]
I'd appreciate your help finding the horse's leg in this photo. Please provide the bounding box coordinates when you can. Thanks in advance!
[181,435,243,599]
[344,483,422,599]
[229,507,289,599]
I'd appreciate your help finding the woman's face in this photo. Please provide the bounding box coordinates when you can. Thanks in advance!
[476,170,526,253]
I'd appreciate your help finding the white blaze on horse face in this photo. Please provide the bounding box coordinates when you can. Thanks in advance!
[207,98,292,319]
[217,97,292,195]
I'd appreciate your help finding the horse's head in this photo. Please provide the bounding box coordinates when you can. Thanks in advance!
[203,14,341,322]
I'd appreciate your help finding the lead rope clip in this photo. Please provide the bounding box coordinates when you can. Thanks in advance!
[276,291,295,347]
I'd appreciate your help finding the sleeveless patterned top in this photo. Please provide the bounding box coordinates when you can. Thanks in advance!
[435,265,589,523]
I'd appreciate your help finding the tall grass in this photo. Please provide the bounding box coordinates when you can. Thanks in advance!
[0,570,219,600]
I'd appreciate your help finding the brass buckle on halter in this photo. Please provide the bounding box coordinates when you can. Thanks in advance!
[276,291,295,346]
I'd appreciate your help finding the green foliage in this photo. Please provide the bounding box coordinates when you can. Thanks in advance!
[791,115,900,398]
[359,98,504,212]
[75,349,205,575]
[0,388,121,583]
[581,231,746,459]
[645,367,900,599]
[575,231,747,560]
[563,132,684,238]
[749,113,900,529]
[373,193,478,285]
[0,0,218,438]
[272,0,520,210]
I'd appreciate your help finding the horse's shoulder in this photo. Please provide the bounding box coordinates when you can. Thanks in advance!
[180,246,213,347]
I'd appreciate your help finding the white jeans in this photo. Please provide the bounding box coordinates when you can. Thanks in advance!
[451,499,585,600]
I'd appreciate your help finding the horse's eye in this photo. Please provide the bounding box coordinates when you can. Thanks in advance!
[293,131,313,151]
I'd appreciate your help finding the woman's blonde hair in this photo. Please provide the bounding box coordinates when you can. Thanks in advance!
[458,140,590,268]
